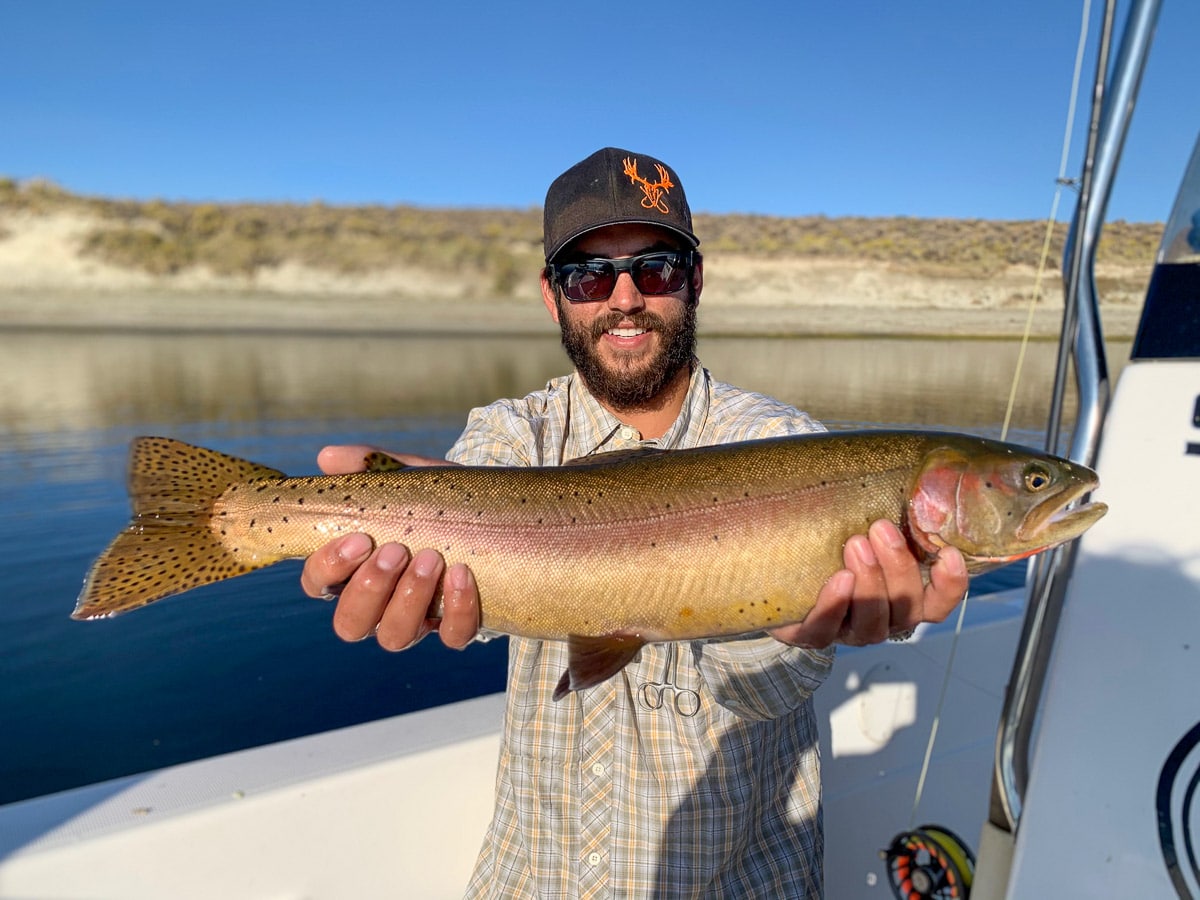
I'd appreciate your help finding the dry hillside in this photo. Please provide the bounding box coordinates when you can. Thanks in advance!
[0,178,1162,337]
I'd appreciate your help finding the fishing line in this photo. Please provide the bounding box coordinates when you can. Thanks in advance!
[1001,0,1094,444]
[907,0,1094,830]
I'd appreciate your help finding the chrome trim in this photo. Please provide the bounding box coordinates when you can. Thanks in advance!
[993,0,1162,832]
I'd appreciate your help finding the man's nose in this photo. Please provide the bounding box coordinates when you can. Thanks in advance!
[606,272,646,312]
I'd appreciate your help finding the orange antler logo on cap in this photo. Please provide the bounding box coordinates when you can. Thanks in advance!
[622,157,674,214]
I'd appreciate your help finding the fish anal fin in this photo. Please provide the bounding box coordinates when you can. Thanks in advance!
[553,633,645,700]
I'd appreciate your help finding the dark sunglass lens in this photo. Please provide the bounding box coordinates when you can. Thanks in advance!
[633,254,687,295]
[562,263,616,301]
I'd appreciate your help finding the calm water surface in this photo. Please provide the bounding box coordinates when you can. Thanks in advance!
[0,328,1129,805]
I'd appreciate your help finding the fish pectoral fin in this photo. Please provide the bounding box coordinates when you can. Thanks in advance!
[553,633,646,700]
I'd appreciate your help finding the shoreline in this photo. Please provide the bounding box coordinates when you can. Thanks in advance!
[0,207,1153,340]
[0,289,1141,339]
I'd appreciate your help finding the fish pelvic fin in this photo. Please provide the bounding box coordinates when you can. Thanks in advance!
[553,633,646,700]
[72,438,287,620]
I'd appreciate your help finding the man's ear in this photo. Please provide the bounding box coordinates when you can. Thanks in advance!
[691,255,703,305]
[540,269,561,323]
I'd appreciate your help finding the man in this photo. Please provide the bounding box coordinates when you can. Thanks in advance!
[300,147,967,896]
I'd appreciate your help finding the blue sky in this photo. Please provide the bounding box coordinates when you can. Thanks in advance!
[3,1,1196,222]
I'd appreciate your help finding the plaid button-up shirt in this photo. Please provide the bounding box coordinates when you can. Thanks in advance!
[448,364,835,899]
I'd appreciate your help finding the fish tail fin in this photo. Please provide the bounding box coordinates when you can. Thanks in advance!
[72,437,286,620]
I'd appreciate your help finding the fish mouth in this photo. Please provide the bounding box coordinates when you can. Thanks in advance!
[1016,476,1107,545]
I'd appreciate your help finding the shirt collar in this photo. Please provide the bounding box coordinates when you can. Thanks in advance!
[562,361,710,460]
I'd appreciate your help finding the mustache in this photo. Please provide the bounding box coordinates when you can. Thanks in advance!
[588,311,667,340]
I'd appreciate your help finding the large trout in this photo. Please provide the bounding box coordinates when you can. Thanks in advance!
[74,432,1106,695]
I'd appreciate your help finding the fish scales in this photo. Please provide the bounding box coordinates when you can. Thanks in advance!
[210,434,927,640]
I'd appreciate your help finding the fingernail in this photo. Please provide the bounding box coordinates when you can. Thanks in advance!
[412,548,442,578]
[339,533,373,561]
[871,519,905,549]
[941,547,967,576]
[376,543,408,572]
[854,539,878,567]
[445,563,470,592]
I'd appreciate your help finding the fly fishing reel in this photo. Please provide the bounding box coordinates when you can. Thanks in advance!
[882,824,974,899]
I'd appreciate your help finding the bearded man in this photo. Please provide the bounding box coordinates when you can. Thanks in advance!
[300,147,968,898]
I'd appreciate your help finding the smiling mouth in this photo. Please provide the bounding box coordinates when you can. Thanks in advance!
[607,327,649,338]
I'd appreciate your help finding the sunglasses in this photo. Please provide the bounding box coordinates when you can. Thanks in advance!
[551,250,697,303]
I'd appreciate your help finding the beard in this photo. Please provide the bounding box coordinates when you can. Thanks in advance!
[557,298,697,412]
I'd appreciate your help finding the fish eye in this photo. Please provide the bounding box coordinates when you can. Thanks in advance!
[1024,464,1052,491]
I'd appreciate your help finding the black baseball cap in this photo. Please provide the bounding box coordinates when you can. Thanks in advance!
[543,147,700,262]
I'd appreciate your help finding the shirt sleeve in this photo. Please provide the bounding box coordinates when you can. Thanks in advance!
[446,400,540,467]
[692,635,835,721]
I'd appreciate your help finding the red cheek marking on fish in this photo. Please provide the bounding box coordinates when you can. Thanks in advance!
[909,465,961,555]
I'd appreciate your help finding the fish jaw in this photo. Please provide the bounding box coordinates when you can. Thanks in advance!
[1013,477,1106,547]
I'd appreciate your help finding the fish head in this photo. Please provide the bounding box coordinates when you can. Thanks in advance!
[906,440,1108,574]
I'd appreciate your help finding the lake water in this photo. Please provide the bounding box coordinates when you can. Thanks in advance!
[0,327,1130,806]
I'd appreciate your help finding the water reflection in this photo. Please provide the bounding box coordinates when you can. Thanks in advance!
[0,328,1131,438]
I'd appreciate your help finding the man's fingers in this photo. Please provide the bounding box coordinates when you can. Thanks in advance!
[316,445,381,475]
[772,570,854,649]
[865,520,924,633]
[438,563,481,650]
[924,547,968,623]
[331,542,412,642]
[375,549,447,651]
[300,533,374,598]
[841,533,888,644]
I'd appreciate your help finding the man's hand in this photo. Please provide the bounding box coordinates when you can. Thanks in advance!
[298,445,481,650]
[770,519,968,649]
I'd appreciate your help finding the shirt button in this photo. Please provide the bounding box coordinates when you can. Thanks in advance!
[591,762,605,776]
[588,852,602,866]
[619,425,639,441]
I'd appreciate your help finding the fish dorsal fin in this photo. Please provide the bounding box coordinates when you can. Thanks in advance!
[553,633,646,700]
[128,437,285,517]
[363,451,409,472]
[562,447,669,467]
